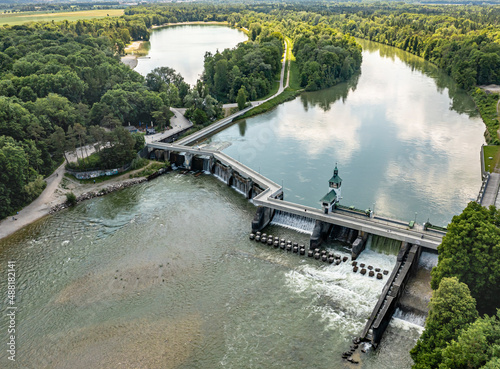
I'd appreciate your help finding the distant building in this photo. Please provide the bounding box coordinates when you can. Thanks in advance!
[319,164,342,214]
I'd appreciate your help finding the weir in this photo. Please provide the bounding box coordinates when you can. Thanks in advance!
[147,142,445,251]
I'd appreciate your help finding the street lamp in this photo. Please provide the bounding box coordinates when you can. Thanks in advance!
[414,212,418,223]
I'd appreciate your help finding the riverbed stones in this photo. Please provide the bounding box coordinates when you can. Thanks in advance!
[250,233,255,240]
[49,178,148,214]
[353,266,358,272]
[383,270,389,275]
[308,250,313,257]
[377,273,383,279]
[314,252,320,260]
[369,270,375,277]
[360,268,367,275]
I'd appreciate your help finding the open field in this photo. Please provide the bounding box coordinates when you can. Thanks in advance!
[0,9,124,26]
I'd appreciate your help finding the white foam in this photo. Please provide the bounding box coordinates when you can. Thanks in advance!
[270,210,315,234]
[392,308,426,330]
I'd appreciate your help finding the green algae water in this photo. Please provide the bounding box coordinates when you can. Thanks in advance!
[0,174,424,368]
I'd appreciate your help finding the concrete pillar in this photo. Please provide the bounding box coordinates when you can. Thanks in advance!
[251,206,275,232]
[309,220,332,249]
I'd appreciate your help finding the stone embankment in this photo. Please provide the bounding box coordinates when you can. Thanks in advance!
[49,178,147,214]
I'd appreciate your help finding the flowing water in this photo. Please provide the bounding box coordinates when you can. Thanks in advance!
[208,39,486,227]
[0,175,422,368]
[134,24,247,86]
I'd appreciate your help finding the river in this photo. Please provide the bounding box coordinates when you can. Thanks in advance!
[0,174,428,368]
[0,26,478,368]
[208,39,486,227]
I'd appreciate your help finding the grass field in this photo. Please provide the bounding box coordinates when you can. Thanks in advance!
[0,9,124,26]
[483,145,500,173]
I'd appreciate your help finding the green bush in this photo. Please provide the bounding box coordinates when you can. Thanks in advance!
[65,192,77,206]
[130,157,149,170]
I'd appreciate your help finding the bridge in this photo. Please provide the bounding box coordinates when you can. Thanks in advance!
[147,142,445,250]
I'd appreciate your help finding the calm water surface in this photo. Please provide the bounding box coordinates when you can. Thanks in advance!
[208,39,485,226]
[134,25,247,86]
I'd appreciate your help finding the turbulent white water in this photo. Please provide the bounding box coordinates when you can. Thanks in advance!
[393,308,426,329]
[270,210,316,234]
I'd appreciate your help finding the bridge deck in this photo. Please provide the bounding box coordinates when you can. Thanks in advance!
[481,173,500,207]
[148,142,444,250]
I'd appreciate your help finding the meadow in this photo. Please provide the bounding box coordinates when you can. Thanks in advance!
[0,9,124,26]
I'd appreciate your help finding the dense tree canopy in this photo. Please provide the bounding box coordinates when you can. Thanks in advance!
[410,277,478,369]
[1,1,500,221]
[431,202,500,315]
[203,29,283,102]
[440,312,500,369]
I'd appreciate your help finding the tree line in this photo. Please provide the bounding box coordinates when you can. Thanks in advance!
[411,202,500,369]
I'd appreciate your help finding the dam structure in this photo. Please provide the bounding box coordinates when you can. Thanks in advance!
[146,140,441,352]
[147,142,445,251]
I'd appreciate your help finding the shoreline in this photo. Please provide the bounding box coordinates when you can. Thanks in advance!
[120,21,248,71]
[121,54,138,69]
[151,21,230,29]
[0,166,149,242]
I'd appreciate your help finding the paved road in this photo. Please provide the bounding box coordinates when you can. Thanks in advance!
[144,107,193,144]
[482,172,500,207]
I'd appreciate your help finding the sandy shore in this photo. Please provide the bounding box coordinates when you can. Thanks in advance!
[121,54,138,69]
